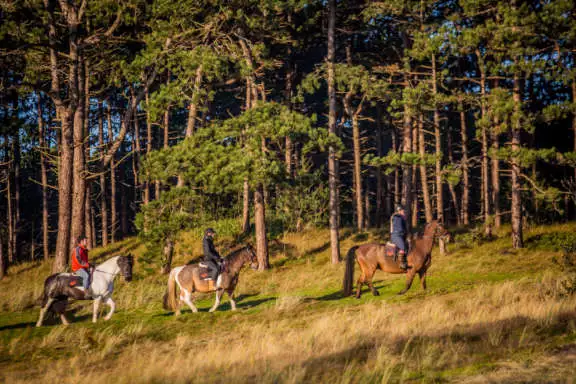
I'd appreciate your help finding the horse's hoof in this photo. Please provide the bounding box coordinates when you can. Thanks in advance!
[355,296,361,300]
[35,323,42,328]
[397,291,406,296]
[372,291,380,296]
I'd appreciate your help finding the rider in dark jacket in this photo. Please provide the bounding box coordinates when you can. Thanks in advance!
[202,228,222,280]
[390,205,408,270]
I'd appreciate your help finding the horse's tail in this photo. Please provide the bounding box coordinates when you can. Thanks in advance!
[163,268,178,311]
[343,246,359,296]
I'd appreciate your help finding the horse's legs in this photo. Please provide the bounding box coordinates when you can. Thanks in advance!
[209,289,224,312]
[398,270,417,295]
[226,290,237,311]
[355,271,366,299]
[93,297,102,323]
[182,289,198,313]
[363,269,379,296]
[36,297,55,327]
[418,269,427,290]
[104,297,116,320]
[60,314,70,326]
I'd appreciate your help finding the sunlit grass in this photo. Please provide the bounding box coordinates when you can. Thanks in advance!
[1,223,575,382]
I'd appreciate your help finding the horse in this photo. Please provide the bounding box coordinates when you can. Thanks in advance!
[163,245,258,315]
[343,220,449,298]
[36,254,134,327]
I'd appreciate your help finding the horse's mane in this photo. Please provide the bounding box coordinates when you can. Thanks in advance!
[224,246,251,263]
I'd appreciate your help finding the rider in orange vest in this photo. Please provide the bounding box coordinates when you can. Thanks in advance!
[71,235,91,289]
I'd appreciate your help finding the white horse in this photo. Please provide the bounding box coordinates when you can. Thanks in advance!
[36,255,134,327]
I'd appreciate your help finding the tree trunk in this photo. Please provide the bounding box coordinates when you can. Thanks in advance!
[85,182,93,248]
[161,238,174,274]
[432,55,443,223]
[178,65,204,187]
[143,88,152,205]
[185,65,203,137]
[254,184,269,270]
[242,180,250,233]
[401,59,413,231]
[71,54,87,247]
[511,70,523,248]
[327,0,340,263]
[352,110,364,232]
[375,106,385,227]
[107,103,117,243]
[5,135,14,264]
[447,127,461,225]
[573,81,576,182]
[13,120,21,262]
[418,114,433,223]
[0,233,5,279]
[477,50,491,237]
[285,59,294,177]
[459,95,470,225]
[98,101,108,246]
[54,108,74,273]
[391,127,400,207]
[38,95,50,260]
[411,116,419,227]
[491,98,501,229]
[132,97,141,203]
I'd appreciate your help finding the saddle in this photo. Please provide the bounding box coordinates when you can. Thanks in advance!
[58,273,83,288]
[198,260,227,281]
[384,242,399,261]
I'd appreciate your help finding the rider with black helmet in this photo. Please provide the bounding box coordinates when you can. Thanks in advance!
[202,228,222,280]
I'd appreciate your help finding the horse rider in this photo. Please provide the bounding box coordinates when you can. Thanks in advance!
[202,228,222,280]
[390,205,408,270]
[71,235,91,290]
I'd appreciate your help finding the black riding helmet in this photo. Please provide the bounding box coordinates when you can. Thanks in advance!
[205,228,216,236]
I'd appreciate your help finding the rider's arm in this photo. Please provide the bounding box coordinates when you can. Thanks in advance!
[75,247,89,268]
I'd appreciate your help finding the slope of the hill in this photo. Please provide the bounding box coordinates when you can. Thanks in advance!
[1,223,575,383]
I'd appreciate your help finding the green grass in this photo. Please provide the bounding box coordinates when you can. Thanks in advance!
[1,223,576,383]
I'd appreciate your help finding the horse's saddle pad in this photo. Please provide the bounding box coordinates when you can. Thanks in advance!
[385,242,397,258]
[57,273,83,288]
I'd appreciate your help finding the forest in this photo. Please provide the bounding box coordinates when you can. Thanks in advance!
[1,0,576,277]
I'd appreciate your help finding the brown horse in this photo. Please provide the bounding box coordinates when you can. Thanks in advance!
[164,245,258,315]
[343,220,449,298]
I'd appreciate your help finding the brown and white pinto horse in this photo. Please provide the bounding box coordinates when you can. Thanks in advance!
[164,245,258,315]
[343,221,449,298]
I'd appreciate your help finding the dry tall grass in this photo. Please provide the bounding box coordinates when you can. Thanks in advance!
[1,224,576,383]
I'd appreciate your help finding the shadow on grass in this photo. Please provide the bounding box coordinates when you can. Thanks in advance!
[313,281,390,302]
[0,321,36,331]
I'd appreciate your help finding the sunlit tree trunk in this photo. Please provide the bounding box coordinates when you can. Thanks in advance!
[327,0,340,262]
[418,114,433,223]
[38,95,50,260]
[107,103,117,243]
[98,101,108,246]
[477,51,492,237]
[447,127,460,225]
[511,70,523,248]
[143,88,152,205]
[432,55,443,223]
[254,185,269,270]
[376,106,385,227]
[459,95,470,225]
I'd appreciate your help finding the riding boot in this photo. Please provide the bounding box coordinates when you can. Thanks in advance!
[399,251,408,270]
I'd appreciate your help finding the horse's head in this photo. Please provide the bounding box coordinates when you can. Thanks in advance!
[117,254,134,282]
[433,221,451,241]
[245,244,259,270]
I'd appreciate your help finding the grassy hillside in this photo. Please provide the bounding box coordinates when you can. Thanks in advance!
[1,224,576,383]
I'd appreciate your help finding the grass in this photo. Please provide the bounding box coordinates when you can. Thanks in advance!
[1,223,576,383]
